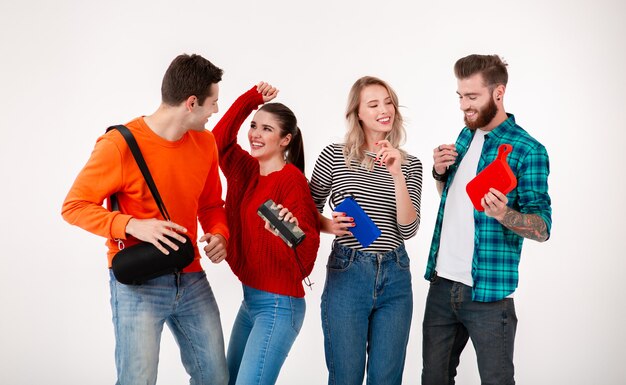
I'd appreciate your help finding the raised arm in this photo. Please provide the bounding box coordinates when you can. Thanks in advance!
[212,83,277,151]
[212,83,278,177]
[374,140,422,238]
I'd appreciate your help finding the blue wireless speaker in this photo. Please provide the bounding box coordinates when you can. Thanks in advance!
[332,194,381,248]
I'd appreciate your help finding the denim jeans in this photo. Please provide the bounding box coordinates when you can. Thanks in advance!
[422,274,517,385]
[321,243,413,385]
[109,270,228,385]
[226,284,305,385]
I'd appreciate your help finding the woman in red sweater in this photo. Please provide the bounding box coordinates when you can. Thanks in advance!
[212,82,320,385]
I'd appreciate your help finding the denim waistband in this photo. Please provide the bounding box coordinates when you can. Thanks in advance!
[332,242,406,262]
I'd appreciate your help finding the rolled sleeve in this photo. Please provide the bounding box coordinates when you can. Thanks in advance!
[517,144,552,237]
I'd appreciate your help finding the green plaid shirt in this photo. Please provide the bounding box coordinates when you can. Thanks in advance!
[425,114,552,302]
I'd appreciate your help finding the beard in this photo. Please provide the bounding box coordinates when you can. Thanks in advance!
[464,96,498,130]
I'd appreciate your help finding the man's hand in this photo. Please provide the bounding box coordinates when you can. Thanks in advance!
[257,82,279,103]
[433,144,458,175]
[481,188,509,221]
[199,233,227,263]
[125,218,188,255]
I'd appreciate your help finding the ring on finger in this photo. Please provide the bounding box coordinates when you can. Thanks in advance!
[438,146,442,151]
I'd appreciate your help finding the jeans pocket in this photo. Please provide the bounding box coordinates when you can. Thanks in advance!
[326,252,352,272]
[395,252,411,270]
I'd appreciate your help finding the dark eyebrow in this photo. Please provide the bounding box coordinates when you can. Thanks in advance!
[456,91,480,97]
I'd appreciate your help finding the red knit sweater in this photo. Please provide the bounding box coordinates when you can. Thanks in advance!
[212,87,320,298]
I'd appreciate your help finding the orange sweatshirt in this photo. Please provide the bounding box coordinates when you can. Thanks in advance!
[62,117,229,272]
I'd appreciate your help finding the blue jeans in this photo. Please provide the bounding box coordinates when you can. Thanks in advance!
[109,270,228,385]
[422,274,517,385]
[226,284,305,385]
[321,243,413,385]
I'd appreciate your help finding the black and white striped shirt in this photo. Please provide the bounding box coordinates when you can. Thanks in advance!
[310,143,423,252]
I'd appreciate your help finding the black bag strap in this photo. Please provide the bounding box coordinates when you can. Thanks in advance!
[107,125,171,222]
[329,191,356,211]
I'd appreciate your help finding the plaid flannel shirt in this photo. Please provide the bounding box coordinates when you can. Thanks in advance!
[425,114,552,302]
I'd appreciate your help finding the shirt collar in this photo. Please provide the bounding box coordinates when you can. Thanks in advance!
[485,113,516,139]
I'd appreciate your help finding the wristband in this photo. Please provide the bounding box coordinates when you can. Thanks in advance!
[432,166,449,182]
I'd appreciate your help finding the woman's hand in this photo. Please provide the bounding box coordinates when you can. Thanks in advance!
[257,81,279,103]
[263,203,299,236]
[375,139,402,175]
[328,211,354,237]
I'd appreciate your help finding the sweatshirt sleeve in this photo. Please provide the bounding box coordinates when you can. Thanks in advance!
[61,136,133,240]
[212,86,265,179]
[197,135,229,242]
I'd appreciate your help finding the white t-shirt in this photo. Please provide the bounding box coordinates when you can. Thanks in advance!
[436,129,487,287]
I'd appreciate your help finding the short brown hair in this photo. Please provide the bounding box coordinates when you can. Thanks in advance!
[454,54,508,89]
[161,54,223,106]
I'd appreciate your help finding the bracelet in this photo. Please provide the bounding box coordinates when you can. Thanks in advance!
[432,166,449,182]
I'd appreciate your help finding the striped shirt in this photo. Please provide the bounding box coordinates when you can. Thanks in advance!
[309,143,422,252]
[425,114,552,302]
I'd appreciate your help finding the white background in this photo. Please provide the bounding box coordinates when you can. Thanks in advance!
[1,0,624,384]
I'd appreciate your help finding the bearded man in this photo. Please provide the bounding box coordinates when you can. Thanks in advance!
[422,54,552,385]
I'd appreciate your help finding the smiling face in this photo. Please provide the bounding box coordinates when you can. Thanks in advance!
[457,73,500,130]
[357,84,395,136]
[248,110,291,163]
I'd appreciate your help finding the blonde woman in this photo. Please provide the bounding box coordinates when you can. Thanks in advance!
[309,76,422,385]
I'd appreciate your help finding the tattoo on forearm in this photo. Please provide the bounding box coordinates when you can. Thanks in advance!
[500,208,548,242]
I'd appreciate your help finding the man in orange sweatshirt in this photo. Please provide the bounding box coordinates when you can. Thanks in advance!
[62,54,230,385]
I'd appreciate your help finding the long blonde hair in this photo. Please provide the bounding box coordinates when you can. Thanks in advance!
[343,76,407,170]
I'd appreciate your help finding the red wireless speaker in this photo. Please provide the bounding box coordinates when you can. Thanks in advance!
[466,144,517,212]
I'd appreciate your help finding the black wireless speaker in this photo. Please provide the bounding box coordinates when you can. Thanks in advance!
[257,199,306,248]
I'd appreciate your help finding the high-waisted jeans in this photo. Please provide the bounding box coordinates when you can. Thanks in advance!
[321,243,413,385]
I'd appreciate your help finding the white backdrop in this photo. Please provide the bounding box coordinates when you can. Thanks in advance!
[1,0,624,384]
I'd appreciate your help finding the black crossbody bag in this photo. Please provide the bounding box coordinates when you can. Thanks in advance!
[108,125,195,285]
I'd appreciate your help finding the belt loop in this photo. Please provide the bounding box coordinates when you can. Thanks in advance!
[350,247,356,263]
